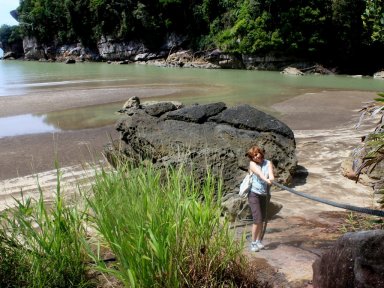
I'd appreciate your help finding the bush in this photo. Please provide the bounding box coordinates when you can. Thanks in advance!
[0,171,91,288]
[87,164,247,287]
[0,163,262,287]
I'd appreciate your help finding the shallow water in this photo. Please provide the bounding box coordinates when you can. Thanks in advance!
[0,61,383,137]
[0,114,58,138]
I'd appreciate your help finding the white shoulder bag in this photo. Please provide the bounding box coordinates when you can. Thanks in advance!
[239,172,252,197]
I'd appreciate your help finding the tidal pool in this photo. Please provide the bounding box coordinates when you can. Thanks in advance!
[0,114,59,138]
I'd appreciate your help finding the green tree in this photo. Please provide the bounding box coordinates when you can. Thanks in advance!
[11,0,384,71]
[0,25,22,52]
[362,0,384,44]
[90,0,132,39]
[331,0,367,70]
[0,25,15,46]
[212,0,332,56]
[18,0,71,44]
[278,0,332,57]
[65,0,96,47]
[212,1,281,54]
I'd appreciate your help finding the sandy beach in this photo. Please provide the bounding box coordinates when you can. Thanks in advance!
[0,88,380,286]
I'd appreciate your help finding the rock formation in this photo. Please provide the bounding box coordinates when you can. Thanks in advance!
[281,67,304,76]
[312,230,384,288]
[108,98,296,187]
[105,97,297,220]
[373,71,384,79]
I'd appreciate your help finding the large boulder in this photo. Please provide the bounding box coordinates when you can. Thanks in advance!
[105,97,297,197]
[2,51,16,60]
[312,230,384,288]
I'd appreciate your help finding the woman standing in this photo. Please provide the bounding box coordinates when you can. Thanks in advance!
[246,145,274,252]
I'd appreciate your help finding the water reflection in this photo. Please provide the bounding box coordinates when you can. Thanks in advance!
[43,102,122,130]
[0,102,124,138]
[0,114,59,138]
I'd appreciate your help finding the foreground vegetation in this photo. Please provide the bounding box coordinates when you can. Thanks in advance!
[356,92,384,207]
[1,0,384,73]
[0,164,260,287]
[0,173,90,288]
[340,212,384,233]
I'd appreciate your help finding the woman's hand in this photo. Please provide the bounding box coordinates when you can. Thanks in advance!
[250,161,270,183]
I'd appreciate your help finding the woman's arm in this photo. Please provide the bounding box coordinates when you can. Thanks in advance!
[268,161,275,182]
[249,161,271,184]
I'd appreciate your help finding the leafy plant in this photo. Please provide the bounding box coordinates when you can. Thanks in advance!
[339,212,383,233]
[356,92,384,207]
[86,163,247,287]
[362,0,384,44]
[0,25,22,49]
[0,170,91,288]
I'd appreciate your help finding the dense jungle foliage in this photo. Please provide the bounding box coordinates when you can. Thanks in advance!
[1,0,384,72]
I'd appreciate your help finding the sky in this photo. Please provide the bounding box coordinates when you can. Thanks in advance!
[0,0,19,56]
[1,0,19,26]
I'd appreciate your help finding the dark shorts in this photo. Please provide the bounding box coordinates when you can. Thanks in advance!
[248,192,269,224]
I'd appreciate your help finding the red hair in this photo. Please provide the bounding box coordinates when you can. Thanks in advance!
[246,145,265,160]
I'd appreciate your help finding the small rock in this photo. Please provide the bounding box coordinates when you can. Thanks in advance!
[281,67,304,76]
[119,96,141,112]
[373,71,384,79]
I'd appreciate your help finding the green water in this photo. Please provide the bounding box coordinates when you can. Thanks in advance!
[0,60,383,137]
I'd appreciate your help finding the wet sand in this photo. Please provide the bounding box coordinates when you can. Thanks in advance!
[0,88,380,286]
[0,125,117,180]
[0,86,181,117]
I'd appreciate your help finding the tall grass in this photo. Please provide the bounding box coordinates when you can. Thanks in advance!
[0,170,91,288]
[0,163,254,287]
[87,164,245,287]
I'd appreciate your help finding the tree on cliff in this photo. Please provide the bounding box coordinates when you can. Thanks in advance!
[0,25,22,53]
[4,0,384,72]
[362,0,384,44]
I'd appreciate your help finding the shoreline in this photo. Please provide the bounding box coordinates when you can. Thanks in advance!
[2,55,383,77]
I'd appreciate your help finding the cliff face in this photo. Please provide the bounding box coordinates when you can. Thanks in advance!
[0,39,23,59]
[8,32,382,76]
[13,34,326,71]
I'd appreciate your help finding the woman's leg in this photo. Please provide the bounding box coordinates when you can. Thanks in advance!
[256,194,268,241]
[253,222,263,241]
[249,193,263,242]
